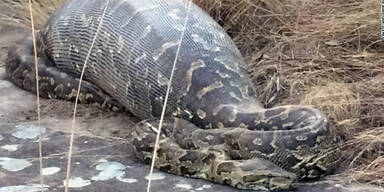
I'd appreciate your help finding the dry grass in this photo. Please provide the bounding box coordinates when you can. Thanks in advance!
[0,0,64,27]
[196,0,384,186]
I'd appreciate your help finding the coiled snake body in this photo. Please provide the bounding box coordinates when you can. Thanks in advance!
[5,0,340,190]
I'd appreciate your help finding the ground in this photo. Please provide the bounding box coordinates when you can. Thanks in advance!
[0,1,383,192]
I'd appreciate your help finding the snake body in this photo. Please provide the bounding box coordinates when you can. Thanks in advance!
[5,0,340,191]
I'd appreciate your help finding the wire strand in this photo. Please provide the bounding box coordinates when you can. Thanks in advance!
[27,0,44,191]
[64,1,111,191]
[146,1,193,192]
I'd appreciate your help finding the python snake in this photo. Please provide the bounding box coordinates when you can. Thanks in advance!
[5,0,340,191]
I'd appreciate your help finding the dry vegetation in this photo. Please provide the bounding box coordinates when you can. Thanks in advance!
[195,0,384,186]
[0,0,64,27]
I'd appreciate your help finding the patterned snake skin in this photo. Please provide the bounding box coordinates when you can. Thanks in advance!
[5,0,340,191]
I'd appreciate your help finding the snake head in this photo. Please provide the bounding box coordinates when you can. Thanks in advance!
[239,172,298,191]
[214,158,298,191]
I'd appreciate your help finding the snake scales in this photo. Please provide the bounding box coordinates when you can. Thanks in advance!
[5,0,340,191]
